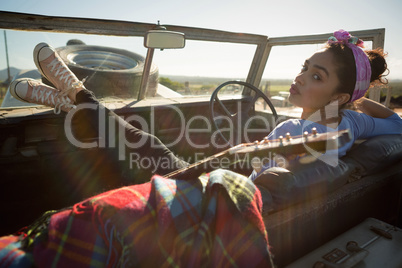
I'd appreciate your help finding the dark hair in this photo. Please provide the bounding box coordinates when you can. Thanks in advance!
[325,43,388,102]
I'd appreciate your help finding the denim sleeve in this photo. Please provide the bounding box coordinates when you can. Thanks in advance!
[343,110,402,139]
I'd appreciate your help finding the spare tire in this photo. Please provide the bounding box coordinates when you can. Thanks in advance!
[43,45,158,98]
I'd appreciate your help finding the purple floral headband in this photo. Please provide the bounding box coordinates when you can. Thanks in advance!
[328,30,371,102]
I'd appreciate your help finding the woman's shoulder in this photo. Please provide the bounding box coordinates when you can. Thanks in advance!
[269,119,303,138]
[275,118,307,133]
[273,118,329,137]
[341,109,357,116]
[277,118,303,127]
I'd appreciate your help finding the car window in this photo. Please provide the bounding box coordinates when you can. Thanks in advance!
[0,29,258,109]
[0,24,375,112]
[153,40,256,96]
[0,30,151,107]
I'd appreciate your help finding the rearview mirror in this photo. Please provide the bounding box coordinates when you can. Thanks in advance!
[144,30,185,49]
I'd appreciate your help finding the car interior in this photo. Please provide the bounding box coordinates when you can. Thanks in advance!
[0,11,401,266]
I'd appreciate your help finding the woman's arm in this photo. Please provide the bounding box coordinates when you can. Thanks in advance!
[344,98,401,140]
[354,97,395,118]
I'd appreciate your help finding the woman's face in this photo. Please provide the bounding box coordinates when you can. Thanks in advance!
[288,49,341,111]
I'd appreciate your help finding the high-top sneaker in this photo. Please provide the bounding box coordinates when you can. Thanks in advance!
[33,42,85,101]
[10,78,75,114]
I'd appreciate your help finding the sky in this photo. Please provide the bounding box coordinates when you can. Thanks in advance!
[0,0,401,80]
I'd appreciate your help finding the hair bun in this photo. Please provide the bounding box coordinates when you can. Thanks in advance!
[367,48,388,84]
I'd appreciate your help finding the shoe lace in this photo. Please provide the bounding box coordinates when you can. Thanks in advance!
[32,84,75,114]
[47,58,86,96]
[63,77,87,98]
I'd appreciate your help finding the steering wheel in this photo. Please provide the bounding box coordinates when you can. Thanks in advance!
[209,81,278,147]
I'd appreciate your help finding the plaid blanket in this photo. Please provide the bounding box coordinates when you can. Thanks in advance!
[0,169,273,267]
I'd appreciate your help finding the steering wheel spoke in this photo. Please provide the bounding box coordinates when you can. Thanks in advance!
[244,94,259,116]
[215,95,236,117]
[210,81,278,147]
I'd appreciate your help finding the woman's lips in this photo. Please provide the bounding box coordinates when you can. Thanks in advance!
[289,84,300,95]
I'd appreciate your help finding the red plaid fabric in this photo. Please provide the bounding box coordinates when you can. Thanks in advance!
[0,169,273,267]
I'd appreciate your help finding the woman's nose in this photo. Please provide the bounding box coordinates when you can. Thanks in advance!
[294,73,304,85]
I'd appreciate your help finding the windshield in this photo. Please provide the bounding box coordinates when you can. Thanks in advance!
[0,28,260,109]
[0,13,380,116]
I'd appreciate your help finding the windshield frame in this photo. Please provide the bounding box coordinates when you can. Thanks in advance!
[0,11,385,111]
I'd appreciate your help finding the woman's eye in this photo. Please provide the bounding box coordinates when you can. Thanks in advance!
[313,74,321,80]
[301,65,307,72]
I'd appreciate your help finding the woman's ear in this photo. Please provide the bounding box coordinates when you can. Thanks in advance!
[331,93,350,106]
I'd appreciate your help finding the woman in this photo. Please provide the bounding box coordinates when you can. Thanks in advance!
[2,30,401,267]
[250,30,402,180]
